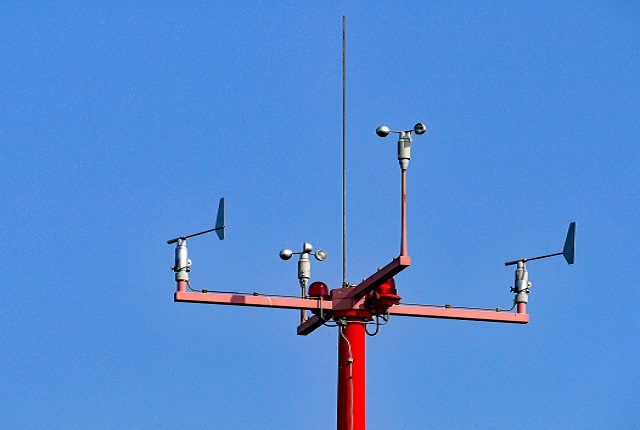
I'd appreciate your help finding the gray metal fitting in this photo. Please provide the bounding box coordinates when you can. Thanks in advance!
[174,238,188,271]
[175,271,190,282]
[514,261,530,304]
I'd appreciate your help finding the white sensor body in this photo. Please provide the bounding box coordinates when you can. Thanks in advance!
[298,253,311,289]
[514,261,529,304]
[398,132,411,170]
[174,238,190,282]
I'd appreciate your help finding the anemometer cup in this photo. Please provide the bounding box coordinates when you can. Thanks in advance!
[314,249,328,261]
[376,126,391,137]
[280,249,293,260]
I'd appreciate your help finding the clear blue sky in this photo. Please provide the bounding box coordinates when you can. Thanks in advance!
[1,2,638,429]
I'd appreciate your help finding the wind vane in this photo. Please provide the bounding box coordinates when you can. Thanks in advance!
[165,19,576,430]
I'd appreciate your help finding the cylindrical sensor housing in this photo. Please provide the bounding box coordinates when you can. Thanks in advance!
[398,132,411,170]
[298,253,311,281]
[514,261,529,304]
[174,238,190,282]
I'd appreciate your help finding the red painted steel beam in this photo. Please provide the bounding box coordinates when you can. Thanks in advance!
[297,315,324,336]
[174,291,333,311]
[388,304,529,324]
[175,291,528,324]
[346,256,411,300]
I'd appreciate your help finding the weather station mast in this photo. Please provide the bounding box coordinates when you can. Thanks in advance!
[166,18,576,430]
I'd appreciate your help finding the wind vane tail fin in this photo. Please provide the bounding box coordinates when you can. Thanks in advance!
[562,222,576,265]
[215,198,225,240]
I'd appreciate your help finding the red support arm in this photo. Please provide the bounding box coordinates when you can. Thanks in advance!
[347,256,411,299]
[176,289,528,333]
[298,315,324,335]
[174,291,333,311]
[387,304,529,324]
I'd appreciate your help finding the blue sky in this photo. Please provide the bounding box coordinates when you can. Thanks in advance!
[1,2,638,429]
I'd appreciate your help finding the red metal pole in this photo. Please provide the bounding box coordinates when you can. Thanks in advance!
[401,169,408,257]
[337,315,367,430]
[301,285,307,325]
[177,280,186,293]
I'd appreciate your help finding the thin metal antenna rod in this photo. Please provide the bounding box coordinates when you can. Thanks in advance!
[342,16,347,287]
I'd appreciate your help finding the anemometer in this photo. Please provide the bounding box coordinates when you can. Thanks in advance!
[376,122,427,170]
[280,243,328,323]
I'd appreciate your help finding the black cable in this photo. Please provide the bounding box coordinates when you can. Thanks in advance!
[187,287,310,300]
[365,315,381,336]
[186,280,200,292]
[399,301,517,313]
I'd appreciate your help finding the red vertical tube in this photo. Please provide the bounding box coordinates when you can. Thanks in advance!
[337,317,367,430]
[177,280,186,293]
[400,169,408,257]
[517,303,526,314]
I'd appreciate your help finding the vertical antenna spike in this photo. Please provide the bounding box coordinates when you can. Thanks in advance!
[342,16,347,287]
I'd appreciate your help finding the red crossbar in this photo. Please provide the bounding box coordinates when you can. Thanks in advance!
[388,304,529,323]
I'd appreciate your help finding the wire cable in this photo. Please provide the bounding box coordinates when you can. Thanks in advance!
[365,315,381,336]
[185,286,314,299]
[318,298,339,327]
[399,301,518,313]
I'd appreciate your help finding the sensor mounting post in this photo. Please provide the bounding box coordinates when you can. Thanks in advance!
[376,123,427,256]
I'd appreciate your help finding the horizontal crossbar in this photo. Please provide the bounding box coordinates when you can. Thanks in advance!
[388,305,529,324]
[174,291,529,335]
[174,291,332,310]
[348,255,411,299]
